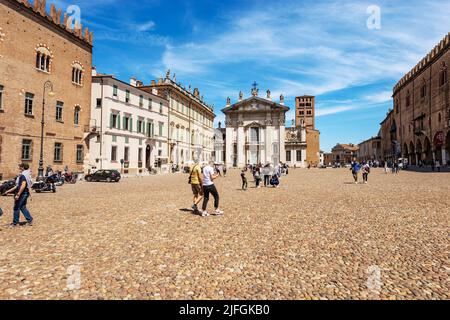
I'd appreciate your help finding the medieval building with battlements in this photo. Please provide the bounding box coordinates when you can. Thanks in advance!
[380,33,450,166]
[0,0,93,179]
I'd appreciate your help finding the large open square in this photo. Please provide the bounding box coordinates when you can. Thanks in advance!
[0,169,448,300]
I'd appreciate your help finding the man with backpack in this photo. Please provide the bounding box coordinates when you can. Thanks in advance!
[188,159,203,215]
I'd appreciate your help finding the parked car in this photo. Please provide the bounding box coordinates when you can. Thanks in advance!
[85,170,121,183]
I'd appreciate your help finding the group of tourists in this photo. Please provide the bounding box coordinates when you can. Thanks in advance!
[188,159,224,217]
[0,163,34,228]
[240,163,286,190]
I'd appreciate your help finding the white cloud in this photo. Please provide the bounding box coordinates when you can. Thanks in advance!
[136,21,156,32]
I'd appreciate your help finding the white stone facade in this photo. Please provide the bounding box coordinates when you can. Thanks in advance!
[87,72,169,175]
[223,91,289,168]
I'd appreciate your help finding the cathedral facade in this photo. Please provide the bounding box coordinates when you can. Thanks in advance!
[222,87,289,167]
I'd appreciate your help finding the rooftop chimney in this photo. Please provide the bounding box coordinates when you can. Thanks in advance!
[130,77,137,87]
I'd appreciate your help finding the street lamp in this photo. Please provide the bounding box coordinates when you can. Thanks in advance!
[37,80,55,181]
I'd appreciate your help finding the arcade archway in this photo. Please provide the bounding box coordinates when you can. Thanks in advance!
[424,137,432,164]
[409,141,416,165]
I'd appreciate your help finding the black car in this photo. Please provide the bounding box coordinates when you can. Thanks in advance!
[85,170,121,183]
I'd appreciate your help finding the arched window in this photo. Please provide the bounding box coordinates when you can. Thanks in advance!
[74,106,81,125]
[35,45,52,72]
[72,62,84,85]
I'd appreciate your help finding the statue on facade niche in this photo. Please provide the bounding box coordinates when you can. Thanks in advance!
[226,97,231,105]
[173,73,177,82]
[166,69,171,79]
[266,89,271,99]
[239,91,243,100]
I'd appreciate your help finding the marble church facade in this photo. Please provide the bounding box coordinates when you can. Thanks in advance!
[222,88,289,168]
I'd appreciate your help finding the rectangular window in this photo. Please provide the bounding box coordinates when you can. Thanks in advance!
[440,71,448,86]
[25,92,34,115]
[250,127,260,143]
[111,114,119,129]
[56,101,63,121]
[296,150,302,162]
[113,85,118,98]
[0,85,3,110]
[125,90,130,103]
[112,135,117,143]
[76,145,84,163]
[159,122,163,136]
[111,146,117,161]
[420,85,426,98]
[125,137,129,144]
[123,116,130,131]
[139,95,144,108]
[137,119,143,134]
[148,98,153,111]
[124,146,129,162]
[160,102,163,114]
[22,139,32,160]
[54,143,63,162]
[147,122,154,138]
[406,95,411,108]
[286,151,291,162]
[96,98,102,108]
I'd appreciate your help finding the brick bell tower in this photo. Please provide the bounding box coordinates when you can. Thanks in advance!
[295,95,315,129]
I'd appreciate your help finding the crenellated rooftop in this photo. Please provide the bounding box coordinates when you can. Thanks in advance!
[393,32,449,95]
[13,0,93,46]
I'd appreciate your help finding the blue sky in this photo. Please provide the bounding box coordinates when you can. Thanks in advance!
[52,0,449,151]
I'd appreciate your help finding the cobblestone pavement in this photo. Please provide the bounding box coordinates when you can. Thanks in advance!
[0,169,448,300]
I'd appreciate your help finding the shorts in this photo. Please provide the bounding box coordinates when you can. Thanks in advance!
[191,184,203,197]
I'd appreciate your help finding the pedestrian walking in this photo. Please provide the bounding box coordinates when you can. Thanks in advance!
[362,162,370,184]
[351,160,361,184]
[188,159,203,214]
[223,166,227,177]
[254,166,262,188]
[241,169,248,191]
[263,164,271,187]
[201,161,223,217]
[4,163,34,227]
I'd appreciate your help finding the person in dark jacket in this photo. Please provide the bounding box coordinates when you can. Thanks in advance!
[4,163,34,227]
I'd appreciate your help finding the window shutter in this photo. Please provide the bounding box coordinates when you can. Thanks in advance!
[122,116,126,130]
[110,114,113,128]
[130,117,133,132]
[117,114,121,129]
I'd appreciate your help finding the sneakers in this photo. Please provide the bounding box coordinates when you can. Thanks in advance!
[201,211,210,217]
[9,223,18,229]
[214,209,224,216]
[26,221,34,227]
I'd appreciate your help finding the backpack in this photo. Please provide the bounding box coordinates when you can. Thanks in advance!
[188,165,198,185]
